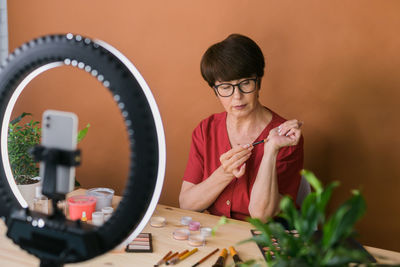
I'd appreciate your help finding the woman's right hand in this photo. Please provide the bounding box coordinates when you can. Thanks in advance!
[219,144,253,178]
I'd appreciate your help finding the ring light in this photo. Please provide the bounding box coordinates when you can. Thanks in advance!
[0,34,166,266]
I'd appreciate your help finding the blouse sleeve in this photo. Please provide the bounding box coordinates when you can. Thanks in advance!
[276,135,304,201]
[182,124,205,184]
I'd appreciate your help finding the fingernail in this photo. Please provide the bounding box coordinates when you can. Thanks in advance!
[242,144,250,148]
[285,133,289,136]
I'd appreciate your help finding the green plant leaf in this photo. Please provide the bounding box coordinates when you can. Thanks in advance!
[211,215,229,236]
[322,191,366,250]
[10,112,32,125]
[77,123,90,143]
[238,259,263,267]
[321,246,369,266]
[279,196,299,230]
[301,169,322,194]
[317,181,340,215]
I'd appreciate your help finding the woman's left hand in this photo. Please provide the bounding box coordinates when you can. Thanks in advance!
[265,119,303,151]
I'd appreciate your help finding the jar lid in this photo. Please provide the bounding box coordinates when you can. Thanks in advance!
[87,187,114,198]
[67,195,97,206]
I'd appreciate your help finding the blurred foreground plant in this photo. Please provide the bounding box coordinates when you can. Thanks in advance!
[238,170,373,266]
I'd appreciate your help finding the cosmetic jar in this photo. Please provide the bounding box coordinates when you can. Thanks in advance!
[189,220,201,231]
[200,227,212,237]
[150,216,166,227]
[102,206,114,221]
[67,195,97,220]
[173,229,190,240]
[92,211,104,226]
[188,234,205,247]
[180,216,192,226]
[87,187,114,211]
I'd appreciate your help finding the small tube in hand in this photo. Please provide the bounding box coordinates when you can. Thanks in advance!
[251,138,267,146]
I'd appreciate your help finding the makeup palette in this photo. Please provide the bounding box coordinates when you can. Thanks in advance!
[250,229,307,259]
[125,233,153,253]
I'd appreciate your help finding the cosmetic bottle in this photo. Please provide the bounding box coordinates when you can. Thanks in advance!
[81,211,88,222]
[33,185,49,214]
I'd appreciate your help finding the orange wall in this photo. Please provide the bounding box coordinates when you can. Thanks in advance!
[7,1,400,252]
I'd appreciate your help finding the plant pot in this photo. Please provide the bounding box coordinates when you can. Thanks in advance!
[17,177,41,209]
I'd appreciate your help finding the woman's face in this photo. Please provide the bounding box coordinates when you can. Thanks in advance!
[214,77,260,118]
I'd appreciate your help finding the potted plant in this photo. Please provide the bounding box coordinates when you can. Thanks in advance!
[8,112,41,207]
[214,170,382,266]
[8,112,89,208]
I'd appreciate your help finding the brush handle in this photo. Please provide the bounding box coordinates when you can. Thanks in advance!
[252,139,266,146]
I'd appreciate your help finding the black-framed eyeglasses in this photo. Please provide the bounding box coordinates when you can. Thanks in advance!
[213,78,258,97]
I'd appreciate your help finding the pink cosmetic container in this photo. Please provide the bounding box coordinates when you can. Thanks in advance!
[68,195,97,220]
[188,221,201,231]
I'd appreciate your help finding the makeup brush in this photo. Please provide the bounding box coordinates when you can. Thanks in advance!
[229,246,243,266]
[167,249,189,265]
[192,248,219,267]
[212,248,227,267]
[154,250,172,267]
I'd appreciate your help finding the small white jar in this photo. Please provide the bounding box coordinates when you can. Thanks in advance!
[92,211,104,226]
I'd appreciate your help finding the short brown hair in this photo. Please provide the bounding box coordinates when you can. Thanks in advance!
[200,34,265,87]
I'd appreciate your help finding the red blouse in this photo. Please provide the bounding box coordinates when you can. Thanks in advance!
[183,109,304,221]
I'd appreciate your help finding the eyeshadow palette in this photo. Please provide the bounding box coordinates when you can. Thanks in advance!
[250,229,292,259]
[125,233,153,253]
[250,229,376,263]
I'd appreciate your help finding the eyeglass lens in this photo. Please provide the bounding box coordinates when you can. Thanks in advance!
[216,79,256,97]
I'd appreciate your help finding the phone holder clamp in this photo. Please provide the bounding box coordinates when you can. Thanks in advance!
[30,145,81,201]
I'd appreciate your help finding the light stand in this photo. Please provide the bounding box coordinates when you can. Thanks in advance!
[0,34,166,266]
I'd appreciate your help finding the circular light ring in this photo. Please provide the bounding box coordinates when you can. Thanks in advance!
[0,34,166,262]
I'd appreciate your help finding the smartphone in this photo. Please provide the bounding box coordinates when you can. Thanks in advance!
[40,110,78,195]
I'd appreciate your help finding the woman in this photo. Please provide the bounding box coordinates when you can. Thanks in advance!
[179,34,303,223]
